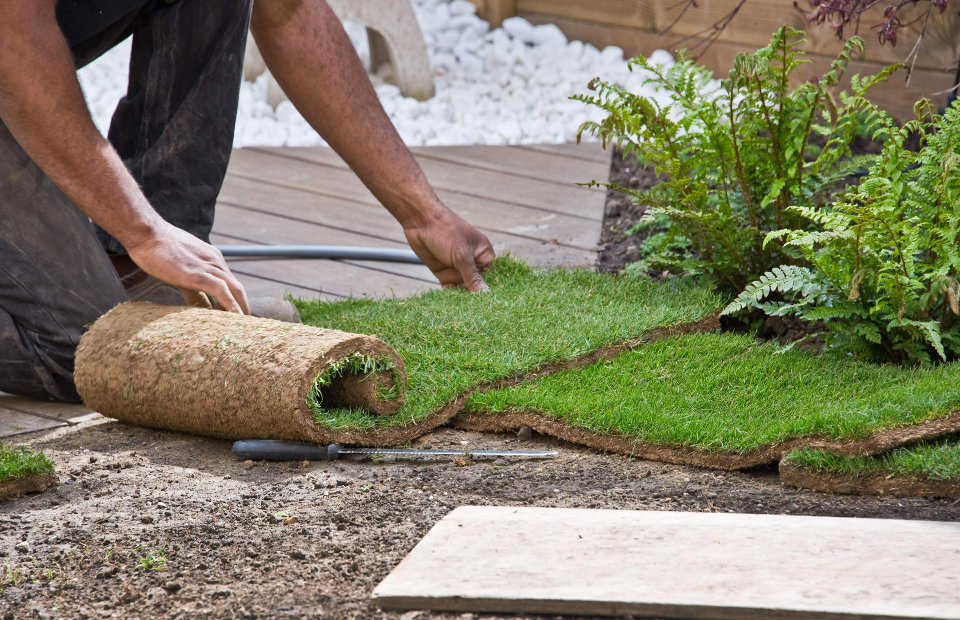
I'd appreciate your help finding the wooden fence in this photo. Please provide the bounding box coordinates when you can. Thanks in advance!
[468,0,960,118]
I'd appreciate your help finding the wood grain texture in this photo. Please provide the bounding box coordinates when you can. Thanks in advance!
[517,0,959,69]
[0,393,91,422]
[0,409,65,438]
[373,506,960,618]
[522,13,956,119]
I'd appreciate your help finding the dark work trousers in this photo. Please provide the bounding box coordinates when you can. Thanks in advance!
[0,0,252,402]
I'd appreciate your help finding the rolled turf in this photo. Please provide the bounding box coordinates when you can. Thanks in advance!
[779,442,960,498]
[75,302,406,442]
[463,332,960,469]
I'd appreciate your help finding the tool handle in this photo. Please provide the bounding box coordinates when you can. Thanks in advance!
[232,440,338,461]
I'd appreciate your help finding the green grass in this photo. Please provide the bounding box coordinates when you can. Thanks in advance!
[465,332,960,453]
[0,445,54,483]
[785,441,960,481]
[294,258,721,430]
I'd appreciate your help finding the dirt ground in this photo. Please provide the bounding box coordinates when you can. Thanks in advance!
[3,417,958,620]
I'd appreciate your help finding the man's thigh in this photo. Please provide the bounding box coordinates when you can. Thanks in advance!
[0,122,125,401]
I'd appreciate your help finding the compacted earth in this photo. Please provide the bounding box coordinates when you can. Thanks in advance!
[2,417,959,619]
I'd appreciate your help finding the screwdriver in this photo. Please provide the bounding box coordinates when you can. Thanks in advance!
[232,439,557,462]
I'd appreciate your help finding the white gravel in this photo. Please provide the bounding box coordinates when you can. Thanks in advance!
[77,0,679,147]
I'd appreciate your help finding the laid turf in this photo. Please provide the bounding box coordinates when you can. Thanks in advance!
[0,445,54,484]
[465,332,960,454]
[785,441,960,481]
[294,258,721,430]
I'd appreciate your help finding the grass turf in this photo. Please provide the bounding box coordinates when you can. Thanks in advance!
[294,258,721,431]
[784,441,960,481]
[464,332,960,454]
[0,445,54,483]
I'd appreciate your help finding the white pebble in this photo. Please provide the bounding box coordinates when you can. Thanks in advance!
[77,0,676,148]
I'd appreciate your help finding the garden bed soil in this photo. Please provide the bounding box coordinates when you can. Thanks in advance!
[3,419,959,620]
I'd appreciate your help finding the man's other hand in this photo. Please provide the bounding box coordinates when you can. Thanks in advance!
[403,207,496,292]
[126,224,250,314]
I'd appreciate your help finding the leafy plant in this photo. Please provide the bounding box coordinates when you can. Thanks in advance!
[725,98,960,364]
[577,26,895,293]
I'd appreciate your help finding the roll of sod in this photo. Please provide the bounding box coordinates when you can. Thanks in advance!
[74,303,405,440]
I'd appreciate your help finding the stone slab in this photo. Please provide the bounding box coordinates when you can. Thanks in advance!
[372,506,960,619]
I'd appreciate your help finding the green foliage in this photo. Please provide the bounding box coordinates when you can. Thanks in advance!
[725,100,960,364]
[0,445,53,483]
[576,26,893,293]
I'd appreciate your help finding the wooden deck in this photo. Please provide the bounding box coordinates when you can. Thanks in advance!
[214,143,611,300]
[0,143,611,438]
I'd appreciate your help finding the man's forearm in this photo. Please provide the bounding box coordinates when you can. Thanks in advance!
[251,0,443,228]
[0,0,163,250]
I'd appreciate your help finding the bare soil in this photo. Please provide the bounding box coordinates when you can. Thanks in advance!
[3,418,958,619]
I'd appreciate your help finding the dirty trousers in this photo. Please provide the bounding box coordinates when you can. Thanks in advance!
[0,0,252,402]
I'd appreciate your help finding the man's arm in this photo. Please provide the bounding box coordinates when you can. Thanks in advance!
[0,0,248,313]
[251,0,496,291]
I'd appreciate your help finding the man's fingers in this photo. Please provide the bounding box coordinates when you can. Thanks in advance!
[180,289,213,309]
[475,244,496,271]
[196,274,244,314]
[453,250,489,293]
[220,269,250,315]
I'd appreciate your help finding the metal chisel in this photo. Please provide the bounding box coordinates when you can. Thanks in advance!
[232,439,557,461]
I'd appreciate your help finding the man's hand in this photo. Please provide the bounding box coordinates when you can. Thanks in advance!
[125,224,250,314]
[403,207,496,292]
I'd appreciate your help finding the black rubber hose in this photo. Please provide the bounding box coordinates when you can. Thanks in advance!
[217,245,422,264]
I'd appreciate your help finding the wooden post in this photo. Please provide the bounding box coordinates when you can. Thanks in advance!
[468,0,516,28]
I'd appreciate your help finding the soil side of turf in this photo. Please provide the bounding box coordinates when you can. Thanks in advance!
[454,410,960,470]
[3,420,959,620]
[779,461,960,499]
[0,473,56,501]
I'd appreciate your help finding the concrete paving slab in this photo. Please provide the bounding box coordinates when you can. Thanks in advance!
[372,505,960,619]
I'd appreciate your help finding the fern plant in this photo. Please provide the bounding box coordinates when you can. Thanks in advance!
[576,26,896,293]
[725,99,960,364]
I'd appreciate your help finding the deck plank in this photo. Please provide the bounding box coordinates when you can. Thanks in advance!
[410,145,609,188]
[515,143,612,164]
[216,144,610,300]
[214,205,436,282]
[244,147,604,222]
[211,234,438,299]
[0,409,65,438]
[226,150,602,249]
